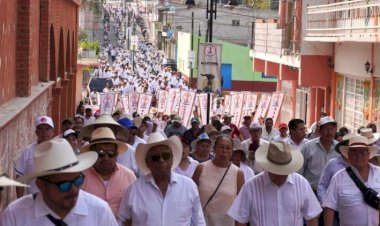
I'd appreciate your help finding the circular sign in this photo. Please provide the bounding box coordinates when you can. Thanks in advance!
[204,44,216,56]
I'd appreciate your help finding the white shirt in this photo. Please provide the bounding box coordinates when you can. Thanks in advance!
[173,157,199,178]
[261,128,279,141]
[272,134,288,142]
[117,172,206,226]
[117,144,140,176]
[283,137,309,152]
[241,138,268,174]
[323,164,380,226]
[83,116,96,126]
[239,163,255,182]
[132,136,146,149]
[228,171,322,226]
[15,142,39,194]
[0,190,118,226]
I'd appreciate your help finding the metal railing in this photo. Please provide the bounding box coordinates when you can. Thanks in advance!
[306,0,380,39]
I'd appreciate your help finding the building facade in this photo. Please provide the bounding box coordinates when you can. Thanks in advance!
[0,0,81,206]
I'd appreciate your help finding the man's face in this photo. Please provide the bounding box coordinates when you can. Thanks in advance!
[92,143,118,175]
[74,117,84,126]
[65,135,78,150]
[265,119,273,129]
[37,172,82,212]
[224,117,231,125]
[191,122,199,129]
[231,151,242,166]
[36,124,54,143]
[348,147,370,169]
[319,123,337,141]
[85,109,92,117]
[279,127,288,136]
[62,121,74,133]
[250,129,262,141]
[243,117,252,126]
[291,123,306,140]
[173,121,181,128]
[196,140,211,156]
[146,145,173,174]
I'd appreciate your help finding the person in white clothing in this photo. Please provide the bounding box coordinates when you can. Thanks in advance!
[283,118,309,152]
[174,138,199,178]
[1,138,118,226]
[228,141,322,226]
[15,116,55,197]
[272,122,288,141]
[323,136,380,226]
[231,138,254,182]
[117,133,205,226]
[241,122,268,174]
[261,117,279,141]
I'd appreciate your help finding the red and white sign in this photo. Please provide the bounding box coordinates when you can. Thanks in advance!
[122,96,130,114]
[178,90,196,127]
[230,92,244,126]
[100,92,117,114]
[129,92,140,114]
[266,92,285,124]
[165,88,179,114]
[157,90,168,113]
[137,93,153,116]
[253,93,272,123]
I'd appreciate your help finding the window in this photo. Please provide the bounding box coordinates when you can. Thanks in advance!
[344,77,365,132]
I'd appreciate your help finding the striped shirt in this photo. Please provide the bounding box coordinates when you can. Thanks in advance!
[228,171,322,226]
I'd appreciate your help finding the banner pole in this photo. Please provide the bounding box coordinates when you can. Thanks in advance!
[207,92,210,124]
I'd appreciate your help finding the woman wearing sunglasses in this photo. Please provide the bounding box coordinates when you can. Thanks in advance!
[1,138,118,226]
[192,134,245,226]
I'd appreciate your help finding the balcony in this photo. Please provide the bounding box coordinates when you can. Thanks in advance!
[253,19,300,67]
[306,0,380,42]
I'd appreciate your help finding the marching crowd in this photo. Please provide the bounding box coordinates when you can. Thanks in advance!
[1,2,380,226]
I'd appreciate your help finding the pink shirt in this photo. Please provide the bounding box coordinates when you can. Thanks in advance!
[82,163,137,215]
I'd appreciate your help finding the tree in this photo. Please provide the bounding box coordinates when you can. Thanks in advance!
[244,0,270,9]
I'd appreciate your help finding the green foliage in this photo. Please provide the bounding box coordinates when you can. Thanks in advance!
[79,30,88,41]
[245,0,270,9]
[79,40,100,55]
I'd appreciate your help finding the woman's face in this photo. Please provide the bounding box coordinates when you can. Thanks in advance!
[214,136,233,162]
[181,142,190,160]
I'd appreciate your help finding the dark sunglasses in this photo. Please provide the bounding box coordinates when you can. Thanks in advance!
[95,150,117,158]
[149,152,172,163]
[40,173,85,193]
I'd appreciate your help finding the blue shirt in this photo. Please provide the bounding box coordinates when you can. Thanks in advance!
[317,155,348,203]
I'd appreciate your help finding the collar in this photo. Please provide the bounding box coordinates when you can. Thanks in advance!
[262,171,295,186]
[34,190,88,219]
[316,137,338,150]
[145,171,178,186]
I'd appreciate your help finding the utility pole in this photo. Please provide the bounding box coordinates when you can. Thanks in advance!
[190,11,194,88]
[205,0,217,124]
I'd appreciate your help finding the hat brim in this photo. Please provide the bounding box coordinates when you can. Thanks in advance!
[0,176,29,187]
[18,152,98,182]
[79,123,129,139]
[368,133,380,144]
[80,140,127,154]
[255,143,304,175]
[135,135,182,175]
[340,145,378,159]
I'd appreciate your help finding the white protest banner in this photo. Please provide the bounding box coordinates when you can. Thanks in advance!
[266,92,285,124]
[178,90,196,127]
[197,43,223,93]
[242,92,258,118]
[137,93,153,116]
[230,92,244,126]
[224,95,231,114]
[116,94,124,110]
[198,93,208,126]
[129,92,140,114]
[172,90,181,113]
[253,93,272,123]
[165,88,179,114]
[122,96,130,114]
[157,90,168,113]
[100,92,117,114]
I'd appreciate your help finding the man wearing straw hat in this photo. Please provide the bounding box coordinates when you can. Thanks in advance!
[228,141,321,226]
[323,136,380,226]
[1,138,118,225]
[117,132,205,226]
[80,127,137,216]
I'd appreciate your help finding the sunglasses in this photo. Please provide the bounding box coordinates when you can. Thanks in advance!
[149,152,172,163]
[40,173,85,193]
[95,150,117,158]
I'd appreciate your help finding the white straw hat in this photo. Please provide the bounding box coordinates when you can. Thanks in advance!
[255,141,303,175]
[340,135,378,159]
[360,128,380,144]
[18,138,98,182]
[79,113,129,139]
[135,132,182,175]
[81,127,127,153]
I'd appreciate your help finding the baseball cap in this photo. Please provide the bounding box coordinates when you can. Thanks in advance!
[279,123,288,129]
[249,122,262,131]
[35,116,54,129]
[63,129,78,138]
[172,116,182,124]
[191,118,200,124]
[319,116,337,127]
[223,112,234,118]
[221,125,232,132]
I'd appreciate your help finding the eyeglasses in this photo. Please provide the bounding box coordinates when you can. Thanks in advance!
[95,150,117,158]
[149,152,172,163]
[40,173,85,193]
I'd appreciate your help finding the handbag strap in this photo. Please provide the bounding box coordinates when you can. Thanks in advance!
[203,163,231,210]
[346,166,367,193]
